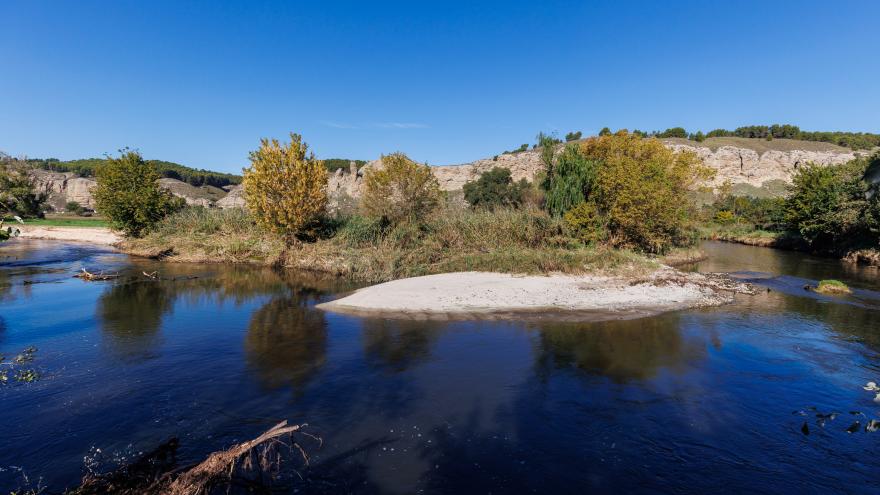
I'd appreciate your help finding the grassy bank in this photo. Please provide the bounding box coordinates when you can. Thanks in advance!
[123,207,663,283]
[7,215,110,228]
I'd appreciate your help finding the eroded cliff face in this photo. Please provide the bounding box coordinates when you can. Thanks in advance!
[31,170,233,211]
[34,141,867,211]
[312,142,867,210]
[664,143,865,187]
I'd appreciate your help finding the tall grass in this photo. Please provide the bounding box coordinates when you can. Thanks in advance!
[124,206,658,282]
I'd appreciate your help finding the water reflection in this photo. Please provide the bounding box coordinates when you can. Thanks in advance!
[245,297,328,392]
[98,281,174,360]
[362,319,442,372]
[532,314,708,382]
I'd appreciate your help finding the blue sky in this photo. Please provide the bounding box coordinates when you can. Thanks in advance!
[2,1,878,173]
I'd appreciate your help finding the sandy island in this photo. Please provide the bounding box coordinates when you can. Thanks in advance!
[317,269,752,320]
[17,226,121,246]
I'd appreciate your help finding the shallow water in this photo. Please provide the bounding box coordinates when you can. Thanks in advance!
[2,239,880,493]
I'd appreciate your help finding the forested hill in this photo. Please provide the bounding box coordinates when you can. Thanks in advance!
[27,157,243,188]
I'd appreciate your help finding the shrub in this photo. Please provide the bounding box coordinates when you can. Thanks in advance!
[0,153,47,218]
[361,152,441,224]
[565,131,582,142]
[65,201,87,215]
[462,167,527,209]
[243,133,328,241]
[656,127,688,139]
[563,202,605,244]
[93,150,183,237]
[543,144,599,217]
[714,210,735,224]
[784,159,874,251]
[583,131,712,253]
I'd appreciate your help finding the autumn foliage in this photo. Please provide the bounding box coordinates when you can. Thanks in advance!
[361,152,442,223]
[243,133,328,240]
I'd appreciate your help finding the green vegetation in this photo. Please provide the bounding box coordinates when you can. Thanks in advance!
[125,206,657,283]
[361,152,442,224]
[3,215,109,228]
[815,279,852,295]
[243,133,328,241]
[0,153,48,218]
[543,144,598,218]
[565,131,582,142]
[700,153,880,263]
[27,156,242,187]
[93,150,184,237]
[462,167,528,209]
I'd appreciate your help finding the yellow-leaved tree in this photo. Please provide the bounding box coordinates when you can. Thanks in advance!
[580,131,713,253]
[243,133,328,241]
[361,152,442,224]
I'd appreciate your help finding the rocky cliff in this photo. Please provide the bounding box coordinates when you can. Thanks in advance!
[35,139,870,211]
[31,170,234,211]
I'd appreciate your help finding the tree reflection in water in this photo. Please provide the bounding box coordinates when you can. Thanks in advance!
[362,319,442,373]
[244,296,328,392]
[532,313,707,383]
[98,281,175,360]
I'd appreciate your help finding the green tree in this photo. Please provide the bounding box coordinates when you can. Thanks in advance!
[93,150,183,237]
[0,153,48,218]
[565,131,583,142]
[656,127,688,139]
[243,133,328,241]
[784,160,874,251]
[542,144,599,217]
[598,127,612,137]
[463,167,527,209]
[361,153,442,224]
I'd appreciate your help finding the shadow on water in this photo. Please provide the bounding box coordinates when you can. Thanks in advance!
[531,313,709,383]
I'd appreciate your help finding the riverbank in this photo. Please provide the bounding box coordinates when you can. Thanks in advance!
[17,225,121,246]
[317,269,753,319]
[700,224,880,267]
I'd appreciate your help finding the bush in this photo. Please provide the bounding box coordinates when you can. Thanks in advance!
[563,202,605,244]
[462,167,527,209]
[543,144,599,217]
[714,210,735,224]
[0,153,47,218]
[243,133,328,241]
[361,152,441,224]
[93,150,183,237]
[65,201,87,216]
[784,159,875,251]
[584,131,712,253]
[656,127,688,139]
[565,131,582,142]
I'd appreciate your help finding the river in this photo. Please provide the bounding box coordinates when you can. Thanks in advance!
[1,240,879,493]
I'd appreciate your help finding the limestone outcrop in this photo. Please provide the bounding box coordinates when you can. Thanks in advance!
[664,143,865,187]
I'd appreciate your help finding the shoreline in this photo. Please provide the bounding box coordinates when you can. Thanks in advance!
[17,226,121,246]
[317,269,754,320]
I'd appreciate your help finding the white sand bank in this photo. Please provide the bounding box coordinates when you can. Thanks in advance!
[18,226,121,246]
[317,270,749,319]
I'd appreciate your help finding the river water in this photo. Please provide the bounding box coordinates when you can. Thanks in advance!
[1,240,879,494]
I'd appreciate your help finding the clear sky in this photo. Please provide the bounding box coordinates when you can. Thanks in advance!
[2,1,878,173]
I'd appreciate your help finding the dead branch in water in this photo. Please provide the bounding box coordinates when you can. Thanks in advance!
[73,268,120,281]
[72,420,317,495]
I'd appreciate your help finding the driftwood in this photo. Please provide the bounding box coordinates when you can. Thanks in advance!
[74,268,120,281]
[72,421,316,495]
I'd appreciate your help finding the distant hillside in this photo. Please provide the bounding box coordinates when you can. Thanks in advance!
[644,124,880,150]
[26,156,368,187]
[26,157,242,188]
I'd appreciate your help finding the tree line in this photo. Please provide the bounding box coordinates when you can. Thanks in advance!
[27,157,243,188]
